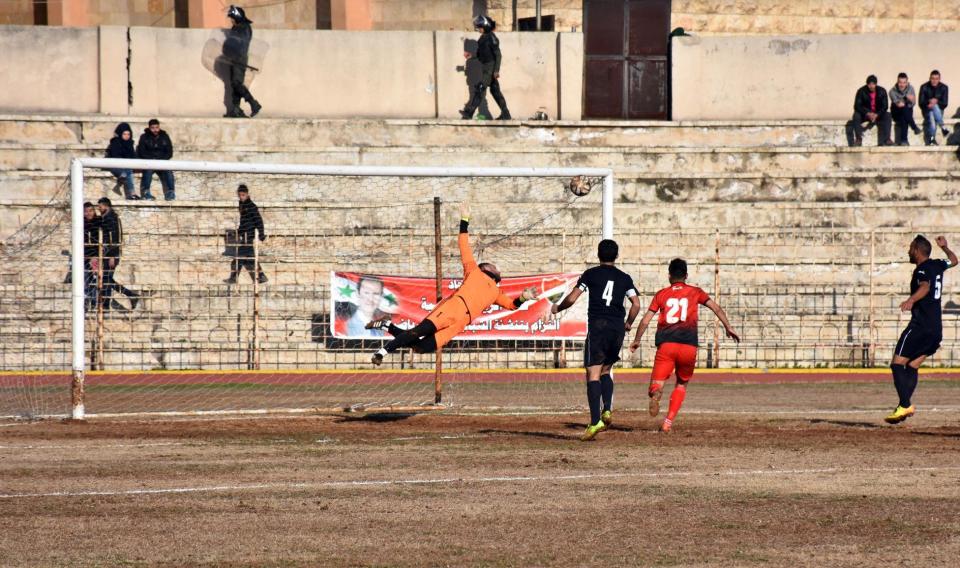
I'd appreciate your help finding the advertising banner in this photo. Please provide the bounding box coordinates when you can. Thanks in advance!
[331,272,586,340]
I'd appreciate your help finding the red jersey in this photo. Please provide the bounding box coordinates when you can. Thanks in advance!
[649,282,710,347]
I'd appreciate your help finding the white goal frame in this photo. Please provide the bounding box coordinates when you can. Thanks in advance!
[69,158,615,419]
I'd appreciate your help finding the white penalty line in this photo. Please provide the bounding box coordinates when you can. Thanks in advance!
[4,465,960,500]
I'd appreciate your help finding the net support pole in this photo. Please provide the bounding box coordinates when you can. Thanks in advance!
[713,228,721,368]
[433,197,443,404]
[69,159,86,420]
[602,174,614,239]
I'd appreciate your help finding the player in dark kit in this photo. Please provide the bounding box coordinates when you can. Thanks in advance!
[551,239,641,441]
[629,259,739,433]
[885,235,957,424]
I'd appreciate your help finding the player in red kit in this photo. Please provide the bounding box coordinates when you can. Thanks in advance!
[629,258,740,432]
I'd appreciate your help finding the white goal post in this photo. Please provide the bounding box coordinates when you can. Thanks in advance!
[69,158,615,419]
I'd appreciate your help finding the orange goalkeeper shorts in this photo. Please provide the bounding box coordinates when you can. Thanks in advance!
[651,342,698,382]
[426,298,472,350]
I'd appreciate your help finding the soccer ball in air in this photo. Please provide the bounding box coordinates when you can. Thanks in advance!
[567,176,592,197]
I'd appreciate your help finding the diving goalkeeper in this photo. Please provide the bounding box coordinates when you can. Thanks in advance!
[367,203,538,366]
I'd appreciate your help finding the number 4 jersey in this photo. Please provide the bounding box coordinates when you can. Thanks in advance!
[576,265,638,324]
[649,282,711,347]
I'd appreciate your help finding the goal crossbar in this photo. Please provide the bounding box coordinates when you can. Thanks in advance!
[69,158,615,419]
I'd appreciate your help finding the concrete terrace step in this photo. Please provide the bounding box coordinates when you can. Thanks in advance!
[2,114,958,149]
[5,168,960,205]
[3,142,960,174]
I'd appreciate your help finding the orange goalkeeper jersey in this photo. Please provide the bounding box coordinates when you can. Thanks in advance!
[450,232,516,320]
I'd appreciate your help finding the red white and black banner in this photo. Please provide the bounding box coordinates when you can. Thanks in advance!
[330,272,586,340]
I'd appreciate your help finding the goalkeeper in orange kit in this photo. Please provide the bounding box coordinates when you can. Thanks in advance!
[367,203,538,365]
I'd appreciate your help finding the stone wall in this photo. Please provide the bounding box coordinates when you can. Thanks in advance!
[672,31,960,120]
[672,0,960,35]
[0,25,583,119]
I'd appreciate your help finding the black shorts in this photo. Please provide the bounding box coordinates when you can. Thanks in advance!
[584,319,625,367]
[894,326,941,361]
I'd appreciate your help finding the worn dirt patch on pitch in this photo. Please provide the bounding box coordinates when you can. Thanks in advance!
[2,382,959,566]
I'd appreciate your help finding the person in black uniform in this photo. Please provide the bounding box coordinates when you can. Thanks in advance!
[224,184,267,284]
[83,202,102,311]
[551,239,641,441]
[460,16,511,120]
[885,234,957,424]
[96,198,140,312]
[223,5,262,118]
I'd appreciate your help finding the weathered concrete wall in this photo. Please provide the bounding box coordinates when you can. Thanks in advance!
[0,26,101,114]
[129,28,437,118]
[436,30,567,119]
[0,25,579,119]
[672,31,960,120]
[673,0,960,35]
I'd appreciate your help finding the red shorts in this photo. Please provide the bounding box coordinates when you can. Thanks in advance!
[651,342,698,382]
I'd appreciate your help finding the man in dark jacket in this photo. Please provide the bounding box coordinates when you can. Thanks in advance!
[460,16,511,120]
[225,184,267,284]
[919,70,950,146]
[223,5,262,119]
[136,118,176,200]
[97,198,140,311]
[106,122,143,200]
[845,75,893,147]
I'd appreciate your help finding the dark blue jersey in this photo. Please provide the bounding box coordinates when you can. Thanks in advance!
[576,265,638,324]
[909,258,951,334]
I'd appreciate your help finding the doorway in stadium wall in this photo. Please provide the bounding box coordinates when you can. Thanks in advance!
[583,0,671,119]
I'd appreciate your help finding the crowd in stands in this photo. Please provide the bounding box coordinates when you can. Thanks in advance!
[846,70,954,147]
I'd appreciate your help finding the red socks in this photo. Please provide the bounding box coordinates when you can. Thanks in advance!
[666,383,687,422]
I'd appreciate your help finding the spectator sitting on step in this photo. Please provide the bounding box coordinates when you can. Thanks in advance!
[890,72,921,146]
[136,118,176,200]
[845,75,893,147]
[919,70,950,146]
[105,122,145,200]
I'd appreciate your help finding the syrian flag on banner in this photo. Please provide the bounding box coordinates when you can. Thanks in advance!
[330,273,400,313]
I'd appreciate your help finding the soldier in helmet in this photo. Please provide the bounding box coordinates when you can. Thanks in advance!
[223,5,262,118]
[460,16,511,121]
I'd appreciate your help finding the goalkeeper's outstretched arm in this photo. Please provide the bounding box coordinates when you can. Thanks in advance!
[495,287,538,310]
[459,203,479,275]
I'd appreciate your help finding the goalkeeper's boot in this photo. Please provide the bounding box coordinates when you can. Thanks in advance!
[884,405,915,424]
[601,410,613,427]
[365,316,392,332]
[660,418,673,434]
[371,352,384,367]
[580,421,606,442]
[649,386,663,417]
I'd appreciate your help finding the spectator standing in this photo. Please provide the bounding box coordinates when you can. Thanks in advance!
[224,184,267,284]
[83,202,102,310]
[459,16,511,120]
[106,123,145,200]
[136,119,176,200]
[223,5,262,119]
[97,198,140,311]
[890,73,921,146]
[845,75,892,147]
[919,70,950,146]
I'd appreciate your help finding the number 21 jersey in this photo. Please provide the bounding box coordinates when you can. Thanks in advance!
[649,282,710,347]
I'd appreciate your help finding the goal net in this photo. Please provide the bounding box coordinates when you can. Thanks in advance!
[0,160,613,419]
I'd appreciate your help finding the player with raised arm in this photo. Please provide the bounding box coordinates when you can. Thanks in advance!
[629,259,740,433]
[885,235,957,424]
[551,240,642,441]
[366,203,537,365]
